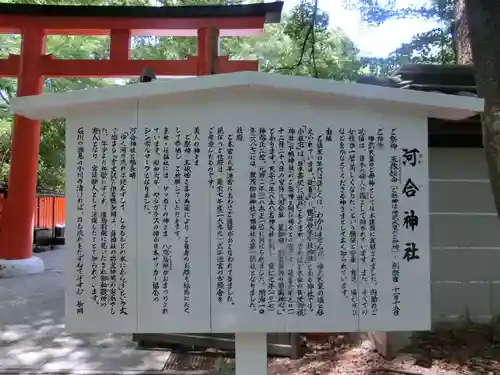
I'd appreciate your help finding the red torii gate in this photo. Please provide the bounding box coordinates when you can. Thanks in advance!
[0,2,283,267]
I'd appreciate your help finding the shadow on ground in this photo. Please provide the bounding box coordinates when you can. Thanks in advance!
[0,248,170,373]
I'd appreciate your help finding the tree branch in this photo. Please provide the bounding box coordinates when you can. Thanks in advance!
[0,90,10,106]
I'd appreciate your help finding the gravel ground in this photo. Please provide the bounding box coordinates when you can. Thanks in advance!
[266,327,500,375]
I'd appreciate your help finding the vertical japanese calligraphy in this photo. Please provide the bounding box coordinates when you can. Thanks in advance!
[161,127,171,315]
[358,129,369,317]
[398,144,423,315]
[67,104,428,334]
[183,130,193,314]
[137,118,210,333]
[347,129,358,318]
[267,128,277,312]
[65,105,138,333]
[216,127,226,304]
[150,127,161,304]
[119,128,133,317]
[367,132,378,317]
[306,128,316,314]
[91,128,100,304]
[286,128,296,316]
[210,124,337,332]
[258,127,267,315]
[213,126,238,309]
[389,129,401,317]
[109,129,118,315]
[226,132,235,306]
[358,116,428,331]
[99,128,109,309]
[92,126,136,317]
[206,116,427,333]
[339,128,348,299]
[248,127,258,311]
[65,93,429,335]
[75,128,85,315]
[296,127,305,317]
[277,127,286,316]
[315,130,326,318]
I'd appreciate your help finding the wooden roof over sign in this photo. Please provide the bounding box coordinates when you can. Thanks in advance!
[395,64,482,148]
[10,70,483,122]
[358,64,483,148]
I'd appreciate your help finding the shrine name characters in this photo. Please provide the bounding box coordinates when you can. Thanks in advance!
[391,137,424,317]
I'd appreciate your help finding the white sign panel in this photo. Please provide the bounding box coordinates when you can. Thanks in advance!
[355,119,430,331]
[65,104,138,333]
[209,124,356,333]
[136,118,211,333]
[65,102,429,333]
[208,122,429,333]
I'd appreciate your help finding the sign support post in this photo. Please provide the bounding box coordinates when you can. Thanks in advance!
[235,333,267,375]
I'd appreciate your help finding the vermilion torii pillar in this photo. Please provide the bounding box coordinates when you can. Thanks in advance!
[0,2,283,277]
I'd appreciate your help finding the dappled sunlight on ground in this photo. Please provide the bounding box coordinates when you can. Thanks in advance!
[0,248,170,372]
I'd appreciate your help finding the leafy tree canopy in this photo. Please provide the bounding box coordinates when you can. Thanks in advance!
[345,0,455,75]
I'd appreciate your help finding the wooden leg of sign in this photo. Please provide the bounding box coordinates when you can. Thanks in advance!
[235,333,267,375]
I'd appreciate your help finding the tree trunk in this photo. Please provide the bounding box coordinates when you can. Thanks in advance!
[454,0,473,65]
[480,106,500,218]
[464,0,500,217]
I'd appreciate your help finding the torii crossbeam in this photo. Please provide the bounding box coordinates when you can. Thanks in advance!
[0,1,283,275]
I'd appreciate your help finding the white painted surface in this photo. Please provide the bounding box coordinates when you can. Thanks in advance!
[62,79,431,334]
[65,103,138,333]
[136,99,211,333]
[207,121,356,333]
[172,94,429,333]
[235,333,267,375]
[11,71,483,122]
[0,256,44,278]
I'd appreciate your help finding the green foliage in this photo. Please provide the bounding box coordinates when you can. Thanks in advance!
[351,0,453,25]
[0,0,363,193]
[38,119,66,191]
[349,0,455,75]
[0,118,13,187]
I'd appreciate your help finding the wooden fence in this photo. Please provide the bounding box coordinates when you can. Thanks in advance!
[0,194,66,244]
[34,196,66,229]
